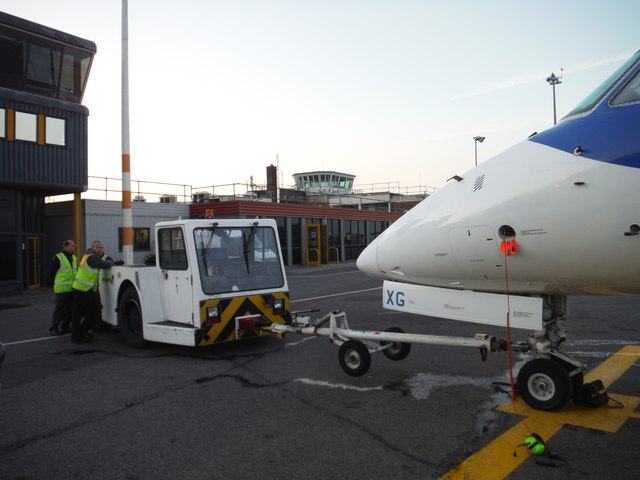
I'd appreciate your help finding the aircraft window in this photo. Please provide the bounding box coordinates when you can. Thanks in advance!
[564,51,640,118]
[610,69,640,106]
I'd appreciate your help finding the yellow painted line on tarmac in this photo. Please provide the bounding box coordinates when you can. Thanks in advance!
[440,345,640,480]
[583,345,640,384]
[439,419,564,480]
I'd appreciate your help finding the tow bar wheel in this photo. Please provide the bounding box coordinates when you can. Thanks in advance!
[338,340,371,377]
[380,327,411,361]
[516,358,572,411]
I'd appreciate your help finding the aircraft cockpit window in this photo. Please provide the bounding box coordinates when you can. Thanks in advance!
[564,51,640,119]
[610,69,640,106]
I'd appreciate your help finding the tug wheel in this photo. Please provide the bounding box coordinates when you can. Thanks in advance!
[118,288,147,348]
[380,327,411,361]
[516,358,572,411]
[338,340,371,377]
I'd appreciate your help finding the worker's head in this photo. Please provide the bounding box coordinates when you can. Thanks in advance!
[63,240,76,253]
[91,241,104,256]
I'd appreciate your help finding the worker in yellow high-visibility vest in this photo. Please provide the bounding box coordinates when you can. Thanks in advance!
[71,241,121,343]
[48,239,77,335]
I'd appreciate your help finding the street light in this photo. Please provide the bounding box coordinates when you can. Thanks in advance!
[546,72,562,125]
[473,136,485,167]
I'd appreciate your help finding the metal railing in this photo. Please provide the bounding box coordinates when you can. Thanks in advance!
[352,182,438,196]
[45,176,437,209]
[45,178,262,204]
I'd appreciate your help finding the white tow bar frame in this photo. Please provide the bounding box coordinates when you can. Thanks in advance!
[266,310,504,376]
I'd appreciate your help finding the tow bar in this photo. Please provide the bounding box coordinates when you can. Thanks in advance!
[264,310,508,377]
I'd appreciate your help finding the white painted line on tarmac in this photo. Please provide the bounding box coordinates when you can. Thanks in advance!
[566,339,640,346]
[291,286,381,304]
[285,336,317,347]
[4,335,66,346]
[287,270,363,279]
[294,378,383,392]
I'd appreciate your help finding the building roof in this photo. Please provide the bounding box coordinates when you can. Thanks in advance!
[0,11,97,52]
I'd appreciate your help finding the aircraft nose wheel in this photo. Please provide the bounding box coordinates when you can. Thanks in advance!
[516,358,573,411]
[338,340,371,377]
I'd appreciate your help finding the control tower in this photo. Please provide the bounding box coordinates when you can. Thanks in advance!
[292,171,355,195]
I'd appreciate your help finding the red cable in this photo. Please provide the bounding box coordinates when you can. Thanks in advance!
[503,243,534,434]
[504,248,516,400]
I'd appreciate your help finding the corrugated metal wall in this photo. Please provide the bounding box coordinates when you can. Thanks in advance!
[85,200,189,263]
[44,200,189,272]
[0,89,89,195]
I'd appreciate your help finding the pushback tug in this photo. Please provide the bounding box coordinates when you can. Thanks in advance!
[100,219,290,347]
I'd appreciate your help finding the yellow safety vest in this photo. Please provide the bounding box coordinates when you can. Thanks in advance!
[53,253,77,293]
[72,253,100,292]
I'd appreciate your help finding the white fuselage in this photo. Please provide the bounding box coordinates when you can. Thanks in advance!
[357,140,640,296]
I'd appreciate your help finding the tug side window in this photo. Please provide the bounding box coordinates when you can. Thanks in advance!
[158,228,188,270]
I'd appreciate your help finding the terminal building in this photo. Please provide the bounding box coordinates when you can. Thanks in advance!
[0,12,431,296]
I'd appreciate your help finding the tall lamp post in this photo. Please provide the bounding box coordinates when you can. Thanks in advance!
[473,136,485,167]
[546,72,562,125]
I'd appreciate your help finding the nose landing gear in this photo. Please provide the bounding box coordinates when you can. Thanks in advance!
[515,296,586,411]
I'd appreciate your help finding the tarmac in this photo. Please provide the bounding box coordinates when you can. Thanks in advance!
[1,262,639,479]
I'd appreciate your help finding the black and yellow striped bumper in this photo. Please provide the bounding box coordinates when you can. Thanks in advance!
[197,292,290,345]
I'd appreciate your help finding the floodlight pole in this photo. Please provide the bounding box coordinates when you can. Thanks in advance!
[546,72,562,125]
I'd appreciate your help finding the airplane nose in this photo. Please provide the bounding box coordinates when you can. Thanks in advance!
[356,240,380,277]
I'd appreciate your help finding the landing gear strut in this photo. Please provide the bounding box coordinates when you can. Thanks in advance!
[515,295,585,410]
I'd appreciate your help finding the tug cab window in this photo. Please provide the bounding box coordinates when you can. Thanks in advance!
[158,228,188,270]
[194,226,284,295]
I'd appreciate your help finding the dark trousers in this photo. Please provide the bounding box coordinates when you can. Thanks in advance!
[50,292,74,331]
[71,289,101,339]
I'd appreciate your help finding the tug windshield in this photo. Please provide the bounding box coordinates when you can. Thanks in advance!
[194,226,284,295]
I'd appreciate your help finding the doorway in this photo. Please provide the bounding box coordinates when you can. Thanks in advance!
[26,236,41,289]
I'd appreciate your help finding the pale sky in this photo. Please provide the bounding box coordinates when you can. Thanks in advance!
[3,1,639,192]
